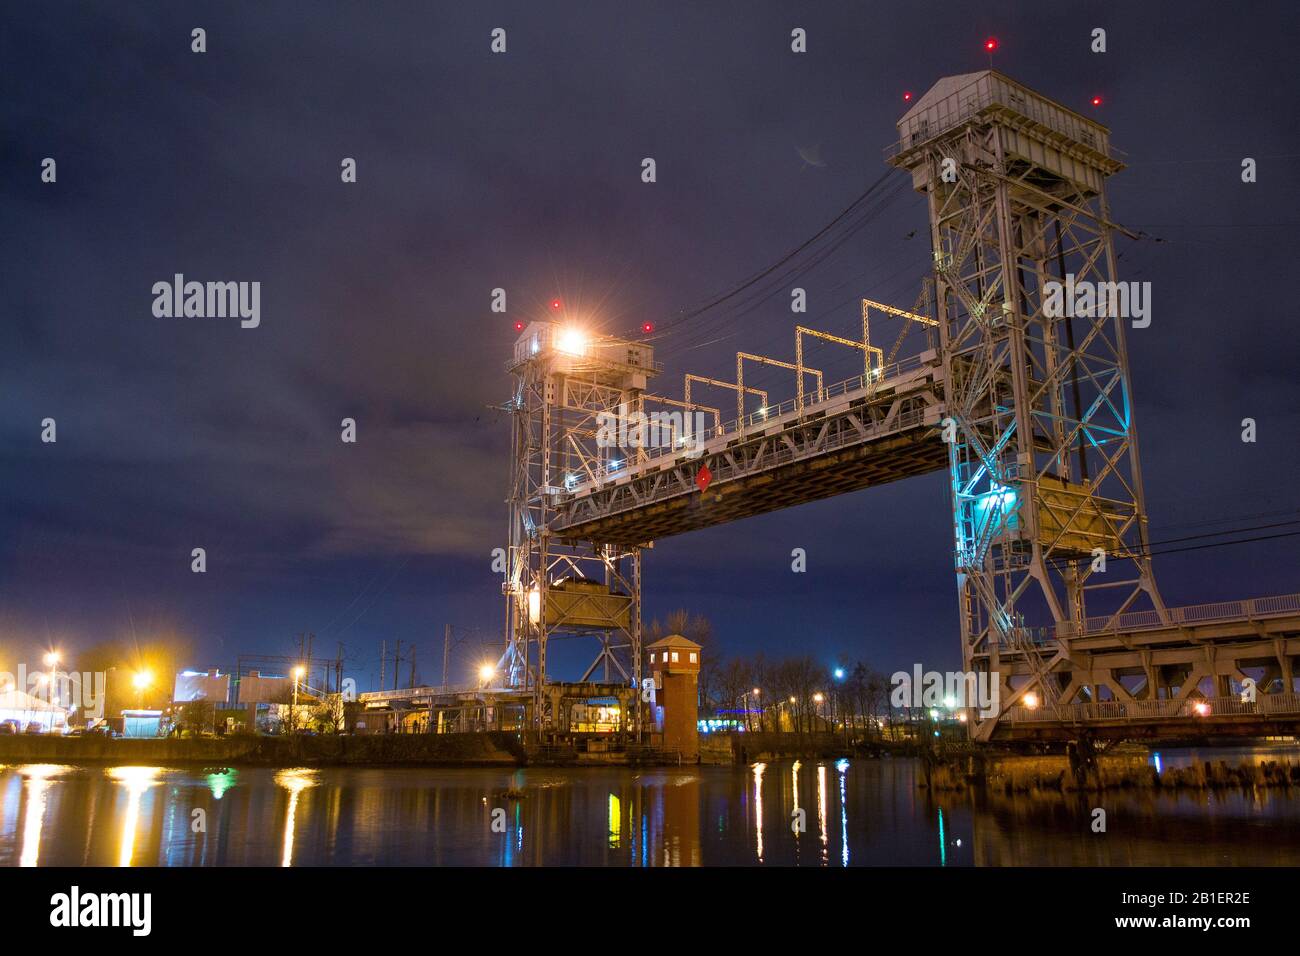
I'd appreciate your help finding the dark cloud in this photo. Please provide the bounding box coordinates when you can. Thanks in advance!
[1,1,1298,684]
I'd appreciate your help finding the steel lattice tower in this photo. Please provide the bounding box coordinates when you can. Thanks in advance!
[500,321,653,728]
[889,71,1168,738]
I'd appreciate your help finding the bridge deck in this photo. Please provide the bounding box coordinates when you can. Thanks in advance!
[553,354,946,544]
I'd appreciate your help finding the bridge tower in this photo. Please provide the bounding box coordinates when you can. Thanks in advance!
[888,71,1166,737]
[501,320,653,727]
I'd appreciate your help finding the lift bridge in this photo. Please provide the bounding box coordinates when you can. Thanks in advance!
[499,70,1300,742]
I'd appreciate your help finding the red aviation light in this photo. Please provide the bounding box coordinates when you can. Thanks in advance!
[1091,95,1103,107]
[513,320,525,332]
[641,321,654,334]
[549,298,563,310]
[984,37,998,52]
[903,91,913,102]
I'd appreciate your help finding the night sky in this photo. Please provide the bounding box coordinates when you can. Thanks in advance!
[3,1,1299,690]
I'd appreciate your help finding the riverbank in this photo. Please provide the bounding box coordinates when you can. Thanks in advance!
[0,732,527,767]
[922,750,1300,793]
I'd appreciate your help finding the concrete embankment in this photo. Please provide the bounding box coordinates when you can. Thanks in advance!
[0,732,525,767]
[707,732,908,764]
[922,752,1300,793]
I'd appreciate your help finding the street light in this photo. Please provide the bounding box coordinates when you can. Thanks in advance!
[292,666,306,735]
[478,663,496,685]
[132,669,153,709]
[44,651,60,707]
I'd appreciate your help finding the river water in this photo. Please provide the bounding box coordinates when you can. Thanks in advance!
[2,746,1298,866]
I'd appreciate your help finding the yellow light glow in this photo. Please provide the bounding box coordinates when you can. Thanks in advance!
[1023,692,1039,710]
[813,692,824,704]
[478,663,496,683]
[275,768,319,867]
[108,766,161,866]
[43,651,60,668]
[555,327,587,356]
[132,670,153,690]
[527,586,542,625]
[293,666,305,679]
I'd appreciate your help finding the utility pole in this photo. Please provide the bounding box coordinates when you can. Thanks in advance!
[408,646,417,689]
[335,643,343,698]
[393,640,402,691]
[380,641,387,692]
[442,624,451,692]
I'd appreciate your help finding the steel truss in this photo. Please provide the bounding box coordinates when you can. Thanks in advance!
[501,326,648,727]
[890,77,1175,738]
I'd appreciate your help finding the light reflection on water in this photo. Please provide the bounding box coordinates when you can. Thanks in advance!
[0,747,1298,866]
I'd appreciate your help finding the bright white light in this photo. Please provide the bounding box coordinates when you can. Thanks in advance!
[943,695,957,709]
[1023,692,1039,710]
[527,586,542,625]
[479,664,496,683]
[555,327,587,356]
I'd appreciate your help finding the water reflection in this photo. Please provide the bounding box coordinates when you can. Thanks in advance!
[275,768,318,867]
[107,766,160,866]
[19,764,67,867]
[0,748,1297,866]
[836,759,849,867]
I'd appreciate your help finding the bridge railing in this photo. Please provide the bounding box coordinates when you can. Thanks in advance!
[554,404,934,524]
[559,354,935,496]
[1059,592,1300,639]
[1002,693,1300,723]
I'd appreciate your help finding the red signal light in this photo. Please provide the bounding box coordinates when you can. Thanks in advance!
[513,320,525,332]
[903,91,913,102]
[984,37,998,52]
[641,322,654,334]
[550,298,562,310]
[1091,95,1102,107]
